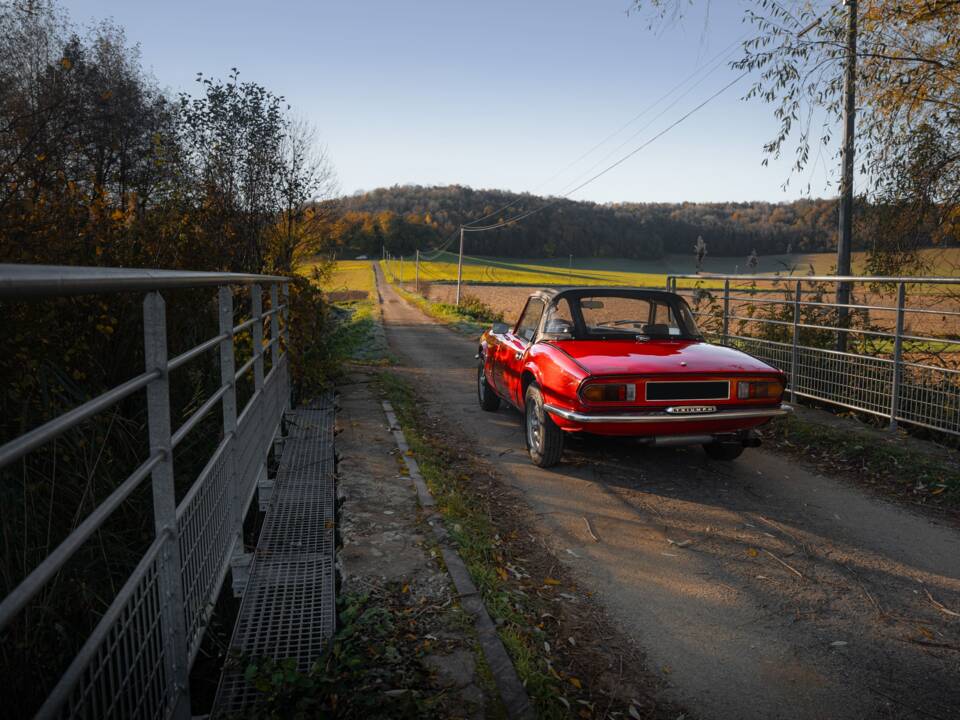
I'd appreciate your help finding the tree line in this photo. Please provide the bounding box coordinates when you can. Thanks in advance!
[326,184,865,259]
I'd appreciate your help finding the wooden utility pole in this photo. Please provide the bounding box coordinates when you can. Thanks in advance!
[836,0,857,352]
[455,226,465,306]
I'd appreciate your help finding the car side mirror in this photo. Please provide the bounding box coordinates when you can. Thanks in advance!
[491,322,510,335]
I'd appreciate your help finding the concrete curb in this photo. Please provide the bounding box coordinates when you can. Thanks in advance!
[382,400,535,720]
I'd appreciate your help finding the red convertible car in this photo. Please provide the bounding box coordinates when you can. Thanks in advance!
[477,288,791,467]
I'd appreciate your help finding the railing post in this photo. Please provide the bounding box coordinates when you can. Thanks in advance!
[790,279,802,404]
[251,284,265,392]
[143,292,191,720]
[218,287,248,596]
[722,279,730,345]
[889,281,906,431]
[282,282,291,411]
[665,275,672,291]
[415,249,420,294]
[270,283,280,369]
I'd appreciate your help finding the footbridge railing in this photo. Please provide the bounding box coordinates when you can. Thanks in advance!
[666,273,960,436]
[0,265,291,719]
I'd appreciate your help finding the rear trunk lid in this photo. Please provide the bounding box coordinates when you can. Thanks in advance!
[550,338,779,376]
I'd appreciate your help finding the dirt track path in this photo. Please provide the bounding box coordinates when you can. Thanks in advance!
[375,267,960,720]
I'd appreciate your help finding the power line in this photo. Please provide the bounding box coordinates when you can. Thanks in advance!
[464,71,749,233]
[455,34,748,230]
[554,46,735,197]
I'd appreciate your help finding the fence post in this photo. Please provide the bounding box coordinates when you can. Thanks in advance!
[790,279,802,404]
[270,283,281,369]
[251,284,265,392]
[217,287,248,597]
[889,281,906,431]
[282,282,291,411]
[143,292,191,720]
[415,250,420,294]
[722,279,730,345]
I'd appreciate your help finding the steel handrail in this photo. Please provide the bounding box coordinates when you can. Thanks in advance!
[0,264,289,298]
[171,383,231,449]
[169,333,231,372]
[0,370,160,469]
[0,452,163,631]
[1,264,293,719]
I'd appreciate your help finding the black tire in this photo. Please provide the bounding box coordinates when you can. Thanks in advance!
[703,442,745,461]
[478,361,501,411]
[524,384,564,468]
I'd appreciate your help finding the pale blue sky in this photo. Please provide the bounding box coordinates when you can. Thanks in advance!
[63,1,836,203]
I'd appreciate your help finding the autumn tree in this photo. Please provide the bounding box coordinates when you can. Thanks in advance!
[630,0,960,271]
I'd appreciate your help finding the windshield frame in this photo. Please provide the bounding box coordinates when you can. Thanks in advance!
[538,288,703,342]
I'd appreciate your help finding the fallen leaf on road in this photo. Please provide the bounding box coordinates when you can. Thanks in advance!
[748,548,759,557]
[543,577,561,585]
[568,676,582,689]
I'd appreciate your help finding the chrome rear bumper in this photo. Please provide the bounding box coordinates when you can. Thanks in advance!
[543,403,792,424]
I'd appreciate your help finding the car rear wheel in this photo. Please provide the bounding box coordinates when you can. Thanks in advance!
[703,442,745,461]
[478,362,501,411]
[524,384,564,467]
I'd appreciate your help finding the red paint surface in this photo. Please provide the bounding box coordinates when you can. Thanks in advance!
[480,326,785,437]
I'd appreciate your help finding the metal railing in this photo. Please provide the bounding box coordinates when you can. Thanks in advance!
[0,264,292,719]
[666,273,960,436]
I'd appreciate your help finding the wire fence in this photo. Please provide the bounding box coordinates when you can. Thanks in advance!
[0,266,291,719]
[666,274,960,437]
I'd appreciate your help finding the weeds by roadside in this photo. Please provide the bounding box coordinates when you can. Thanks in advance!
[376,370,688,720]
[231,587,464,719]
[386,275,501,337]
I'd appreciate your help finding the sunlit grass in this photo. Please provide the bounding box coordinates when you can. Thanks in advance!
[381,247,960,291]
[316,259,376,296]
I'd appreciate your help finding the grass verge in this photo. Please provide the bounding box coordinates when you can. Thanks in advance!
[384,272,500,337]
[377,370,684,720]
[322,262,393,365]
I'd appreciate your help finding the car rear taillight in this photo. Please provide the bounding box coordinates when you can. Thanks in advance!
[737,380,784,401]
[581,382,637,402]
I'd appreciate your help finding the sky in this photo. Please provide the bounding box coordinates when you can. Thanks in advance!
[62,0,838,204]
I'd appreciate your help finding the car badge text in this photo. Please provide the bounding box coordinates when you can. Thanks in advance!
[665,405,717,414]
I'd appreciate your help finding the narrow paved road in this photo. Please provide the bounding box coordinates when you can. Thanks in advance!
[375,267,960,720]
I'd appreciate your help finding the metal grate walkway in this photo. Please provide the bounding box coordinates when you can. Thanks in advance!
[211,396,337,717]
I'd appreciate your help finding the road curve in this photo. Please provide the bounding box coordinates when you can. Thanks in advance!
[375,266,960,720]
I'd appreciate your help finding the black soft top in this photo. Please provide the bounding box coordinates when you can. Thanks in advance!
[530,286,685,305]
[526,286,701,341]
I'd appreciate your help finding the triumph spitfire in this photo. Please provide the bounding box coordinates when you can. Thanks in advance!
[477,288,791,467]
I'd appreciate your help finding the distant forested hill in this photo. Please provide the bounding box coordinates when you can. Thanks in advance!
[326,184,850,259]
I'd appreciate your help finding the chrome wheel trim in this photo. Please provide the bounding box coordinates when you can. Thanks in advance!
[477,366,486,400]
[526,399,542,451]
